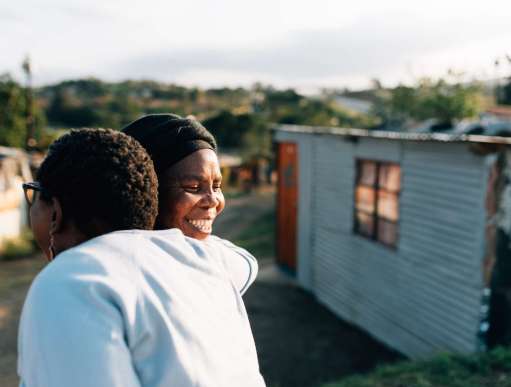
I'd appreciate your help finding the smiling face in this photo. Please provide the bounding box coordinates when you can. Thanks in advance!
[157,149,225,240]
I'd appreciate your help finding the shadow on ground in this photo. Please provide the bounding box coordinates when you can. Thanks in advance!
[244,262,403,387]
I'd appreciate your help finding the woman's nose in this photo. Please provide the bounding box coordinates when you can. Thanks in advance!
[200,189,220,208]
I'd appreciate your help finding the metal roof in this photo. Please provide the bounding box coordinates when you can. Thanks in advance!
[273,124,511,145]
[218,153,242,167]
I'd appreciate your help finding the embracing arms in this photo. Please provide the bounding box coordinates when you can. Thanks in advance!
[205,236,259,295]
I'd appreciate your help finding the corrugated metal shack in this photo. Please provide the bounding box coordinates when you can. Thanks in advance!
[274,124,511,359]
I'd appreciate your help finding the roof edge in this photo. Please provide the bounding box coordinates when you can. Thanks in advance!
[272,124,511,145]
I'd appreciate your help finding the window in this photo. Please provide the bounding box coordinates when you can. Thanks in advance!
[354,159,401,247]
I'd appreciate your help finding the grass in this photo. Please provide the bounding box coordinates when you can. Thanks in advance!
[321,347,511,387]
[233,209,275,260]
[0,268,42,298]
[0,229,37,261]
[222,186,252,200]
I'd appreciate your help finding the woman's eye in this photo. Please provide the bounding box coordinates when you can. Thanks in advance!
[213,183,222,191]
[183,185,200,192]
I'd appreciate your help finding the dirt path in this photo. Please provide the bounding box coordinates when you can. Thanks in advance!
[0,256,45,387]
[245,269,402,387]
[0,189,401,387]
[214,189,275,242]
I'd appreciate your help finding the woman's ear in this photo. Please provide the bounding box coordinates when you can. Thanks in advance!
[50,197,64,234]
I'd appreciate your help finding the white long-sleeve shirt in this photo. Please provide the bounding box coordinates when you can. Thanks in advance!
[205,235,258,295]
[18,229,265,387]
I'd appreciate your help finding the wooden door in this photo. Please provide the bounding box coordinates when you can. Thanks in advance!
[277,142,298,272]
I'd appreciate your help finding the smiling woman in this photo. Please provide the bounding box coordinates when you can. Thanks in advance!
[158,149,225,239]
[122,113,223,238]
[122,113,258,295]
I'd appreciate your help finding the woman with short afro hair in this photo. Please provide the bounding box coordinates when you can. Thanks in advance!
[18,128,266,387]
[29,128,159,259]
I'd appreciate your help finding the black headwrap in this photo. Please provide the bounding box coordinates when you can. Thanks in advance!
[122,114,217,175]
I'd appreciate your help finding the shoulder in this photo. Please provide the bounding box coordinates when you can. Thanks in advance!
[26,231,148,308]
[19,232,147,356]
[18,233,148,387]
[204,235,259,295]
[206,235,258,267]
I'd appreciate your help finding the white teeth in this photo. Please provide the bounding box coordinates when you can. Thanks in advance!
[187,219,213,232]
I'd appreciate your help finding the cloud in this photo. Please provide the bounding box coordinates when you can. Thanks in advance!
[113,11,510,86]
[0,5,24,23]
[4,3,509,88]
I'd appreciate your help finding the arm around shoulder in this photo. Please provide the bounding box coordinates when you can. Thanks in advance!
[206,236,259,295]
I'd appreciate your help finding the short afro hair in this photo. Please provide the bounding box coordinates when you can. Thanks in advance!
[37,128,158,237]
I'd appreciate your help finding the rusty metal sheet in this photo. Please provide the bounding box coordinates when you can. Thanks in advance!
[277,142,298,271]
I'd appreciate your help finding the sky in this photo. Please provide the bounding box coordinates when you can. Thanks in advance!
[2,0,511,91]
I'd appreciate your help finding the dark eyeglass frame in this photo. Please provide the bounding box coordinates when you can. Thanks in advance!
[22,182,47,206]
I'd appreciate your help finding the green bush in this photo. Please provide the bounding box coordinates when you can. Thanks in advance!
[322,348,511,387]
[234,210,275,260]
[0,228,37,260]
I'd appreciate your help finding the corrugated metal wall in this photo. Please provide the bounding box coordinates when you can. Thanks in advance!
[277,131,489,359]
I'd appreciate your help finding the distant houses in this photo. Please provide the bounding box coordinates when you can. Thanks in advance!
[274,124,511,358]
[333,96,373,115]
[484,105,511,122]
[0,146,32,249]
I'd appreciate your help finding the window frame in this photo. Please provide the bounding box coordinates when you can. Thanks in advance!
[353,159,401,249]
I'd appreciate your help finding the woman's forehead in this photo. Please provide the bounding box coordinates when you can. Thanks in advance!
[163,150,221,180]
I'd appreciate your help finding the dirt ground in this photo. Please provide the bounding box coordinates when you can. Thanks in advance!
[245,267,402,387]
[0,189,401,387]
[218,190,402,387]
[0,255,45,387]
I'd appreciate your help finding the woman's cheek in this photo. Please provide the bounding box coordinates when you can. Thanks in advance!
[216,191,226,214]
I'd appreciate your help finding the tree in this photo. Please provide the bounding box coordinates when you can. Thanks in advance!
[0,74,26,147]
[202,110,271,157]
[102,95,141,128]
[46,89,99,127]
[495,54,511,105]
[379,74,482,128]
[415,77,480,123]
[202,110,252,149]
[0,74,45,148]
[498,78,511,105]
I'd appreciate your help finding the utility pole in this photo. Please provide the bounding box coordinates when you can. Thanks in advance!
[494,57,501,104]
[22,56,36,149]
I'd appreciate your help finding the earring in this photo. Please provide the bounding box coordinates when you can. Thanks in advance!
[48,231,56,261]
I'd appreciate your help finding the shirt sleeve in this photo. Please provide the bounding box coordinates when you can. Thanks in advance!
[18,263,142,387]
[206,236,259,295]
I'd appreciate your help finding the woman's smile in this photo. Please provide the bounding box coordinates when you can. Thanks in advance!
[186,218,214,233]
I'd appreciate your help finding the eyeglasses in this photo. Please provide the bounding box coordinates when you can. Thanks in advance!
[22,182,45,206]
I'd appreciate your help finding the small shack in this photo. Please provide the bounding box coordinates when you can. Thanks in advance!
[274,124,511,359]
[0,146,32,249]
